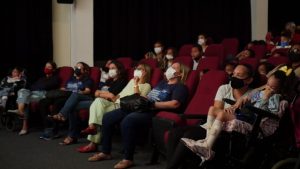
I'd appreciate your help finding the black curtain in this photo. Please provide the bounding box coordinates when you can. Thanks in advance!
[268,0,300,37]
[94,0,251,61]
[1,0,53,83]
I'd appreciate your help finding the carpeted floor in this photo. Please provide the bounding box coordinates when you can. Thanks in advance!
[0,127,166,169]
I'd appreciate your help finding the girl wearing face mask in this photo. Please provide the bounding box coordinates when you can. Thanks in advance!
[40,62,93,140]
[162,47,177,71]
[14,61,59,135]
[87,62,189,169]
[77,63,151,153]
[181,67,293,164]
[197,34,209,52]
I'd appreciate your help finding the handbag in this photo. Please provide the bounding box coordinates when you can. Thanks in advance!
[120,93,152,113]
[45,89,72,99]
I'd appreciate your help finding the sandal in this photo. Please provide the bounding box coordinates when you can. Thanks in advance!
[48,113,66,122]
[88,152,112,162]
[114,160,134,169]
[59,136,77,145]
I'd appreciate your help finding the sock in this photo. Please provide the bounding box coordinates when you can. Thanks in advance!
[206,119,223,149]
[201,115,215,136]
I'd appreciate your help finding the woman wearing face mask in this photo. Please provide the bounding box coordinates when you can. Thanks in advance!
[197,34,209,52]
[165,64,254,169]
[191,45,203,70]
[87,62,189,169]
[77,63,151,153]
[15,61,59,135]
[99,60,112,89]
[162,47,177,71]
[145,41,165,67]
[39,62,93,140]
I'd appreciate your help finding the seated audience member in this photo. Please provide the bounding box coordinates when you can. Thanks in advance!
[162,47,177,71]
[77,63,151,152]
[145,41,165,68]
[39,62,92,140]
[257,62,275,76]
[0,67,26,109]
[165,64,254,169]
[99,59,112,89]
[224,61,237,76]
[191,44,203,70]
[288,44,300,78]
[197,33,209,52]
[235,49,255,61]
[87,62,189,169]
[16,61,59,135]
[181,68,293,163]
[285,21,296,39]
[274,31,292,49]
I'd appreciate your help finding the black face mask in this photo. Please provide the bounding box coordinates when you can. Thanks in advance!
[230,76,246,89]
[74,68,82,76]
[288,49,300,63]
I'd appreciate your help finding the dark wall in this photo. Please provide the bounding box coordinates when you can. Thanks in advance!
[1,0,53,83]
[94,0,251,61]
[268,0,300,37]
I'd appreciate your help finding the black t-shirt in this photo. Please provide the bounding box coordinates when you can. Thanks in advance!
[30,75,60,91]
[105,78,128,96]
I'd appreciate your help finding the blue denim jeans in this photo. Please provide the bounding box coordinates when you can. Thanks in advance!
[67,100,93,138]
[101,108,154,160]
[59,92,93,119]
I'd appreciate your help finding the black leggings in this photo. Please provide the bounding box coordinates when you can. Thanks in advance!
[166,126,206,169]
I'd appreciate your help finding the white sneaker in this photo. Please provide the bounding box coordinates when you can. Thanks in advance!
[200,123,208,129]
[181,138,214,161]
[19,130,28,136]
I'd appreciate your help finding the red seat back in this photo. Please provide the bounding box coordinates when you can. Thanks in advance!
[173,56,193,69]
[291,34,300,44]
[271,48,289,57]
[139,58,158,69]
[126,68,134,81]
[250,45,267,60]
[222,38,239,57]
[178,44,194,57]
[185,70,200,102]
[57,66,74,87]
[184,70,228,126]
[239,58,259,70]
[89,67,101,93]
[267,56,290,66]
[116,57,133,70]
[197,57,220,72]
[291,92,300,148]
[204,44,225,65]
[150,68,163,88]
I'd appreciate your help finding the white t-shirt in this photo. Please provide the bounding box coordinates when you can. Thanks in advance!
[214,84,235,109]
[192,60,199,70]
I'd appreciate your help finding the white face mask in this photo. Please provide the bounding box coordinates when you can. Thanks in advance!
[165,54,174,60]
[133,70,142,78]
[165,67,177,81]
[198,38,205,45]
[154,47,162,54]
[108,69,117,78]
